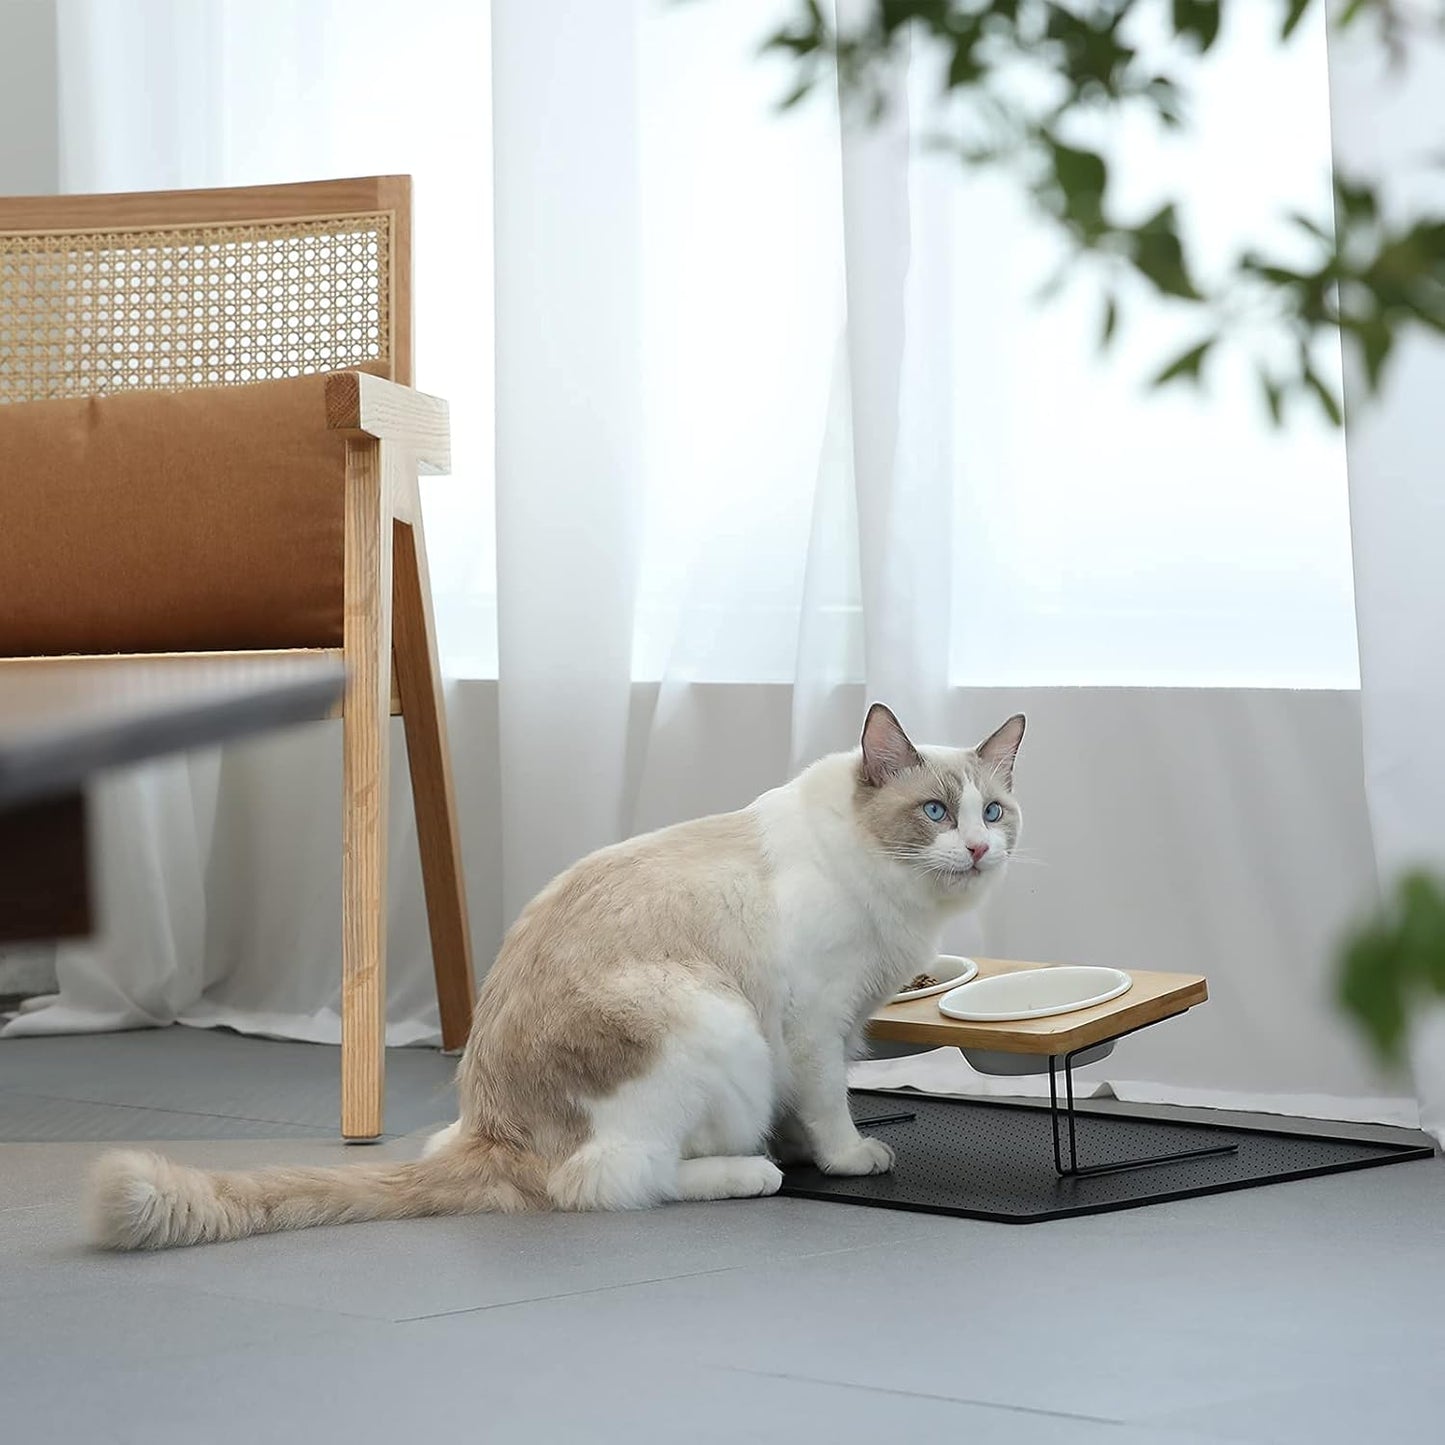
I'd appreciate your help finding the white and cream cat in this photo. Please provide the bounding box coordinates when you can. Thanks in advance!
[91,703,1024,1248]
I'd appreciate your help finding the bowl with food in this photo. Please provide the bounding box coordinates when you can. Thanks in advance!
[890,954,978,1003]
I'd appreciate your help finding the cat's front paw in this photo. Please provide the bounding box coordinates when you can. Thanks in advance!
[818,1137,895,1177]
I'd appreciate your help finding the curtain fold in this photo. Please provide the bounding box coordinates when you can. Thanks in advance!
[491,0,644,919]
[1326,23,1445,1144]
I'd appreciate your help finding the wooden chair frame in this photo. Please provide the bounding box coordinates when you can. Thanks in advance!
[0,178,475,1140]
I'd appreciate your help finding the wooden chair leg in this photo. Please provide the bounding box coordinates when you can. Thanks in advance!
[341,438,394,1141]
[392,511,477,1051]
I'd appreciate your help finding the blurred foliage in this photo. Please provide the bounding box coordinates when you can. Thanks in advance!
[1340,871,1445,1067]
[762,2,1445,1066]
[765,0,1445,424]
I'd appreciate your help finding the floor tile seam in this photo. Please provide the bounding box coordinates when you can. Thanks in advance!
[388,1226,1008,1326]
[0,1087,371,1134]
[393,1262,745,1323]
[2,1259,403,1330]
[711,1363,1136,1426]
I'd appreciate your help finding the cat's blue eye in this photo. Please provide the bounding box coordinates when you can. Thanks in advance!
[922,800,948,823]
[983,801,1003,823]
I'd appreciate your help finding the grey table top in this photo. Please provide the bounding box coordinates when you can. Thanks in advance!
[0,651,347,809]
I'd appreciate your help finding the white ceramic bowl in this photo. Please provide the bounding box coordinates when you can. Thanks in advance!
[891,955,978,1003]
[938,965,1132,1022]
[961,1041,1116,1076]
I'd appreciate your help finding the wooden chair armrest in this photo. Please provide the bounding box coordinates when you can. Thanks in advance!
[325,372,451,475]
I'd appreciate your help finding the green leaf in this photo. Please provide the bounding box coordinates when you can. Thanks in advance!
[1049,140,1108,209]
[1338,870,1445,1067]
[1171,0,1222,52]
[1032,262,1071,305]
[1281,0,1313,40]
[764,31,819,58]
[1241,257,1308,289]
[1100,292,1120,349]
[1289,211,1332,244]
[1340,925,1409,1064]
[1131,205,1201,300]
[1303,364,1343,424]
[777,76,815,110]
[1147,77,1186,129]
[1151,337,1214,386]
[1336,177,1378,224]
[1398,871,1445,991]
[1258,366,1285,425]
[1043,6,1134,91]
[1052,142,1107,194]
[948,39,982,88]
[1357,317,1395,391]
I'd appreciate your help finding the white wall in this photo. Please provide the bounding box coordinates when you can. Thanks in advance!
[199,677,1399,1120]
[616,682,1408,1123]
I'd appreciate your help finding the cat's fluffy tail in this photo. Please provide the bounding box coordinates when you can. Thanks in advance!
[88,1134,538,1250]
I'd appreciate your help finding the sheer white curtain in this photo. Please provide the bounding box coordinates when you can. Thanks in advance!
[622,1,1356,698]
[495,0,1412,1126]
[1328,24,1445,1145]
[5,0,494,1045]
[11,0,1431,1135]
[491,0,962,907]
[491,0,643,920]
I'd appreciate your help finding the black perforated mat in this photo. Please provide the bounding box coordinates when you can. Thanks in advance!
[778,1090,1434,1223]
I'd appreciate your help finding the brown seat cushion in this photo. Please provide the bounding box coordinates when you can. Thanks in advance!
[0,373,349,655]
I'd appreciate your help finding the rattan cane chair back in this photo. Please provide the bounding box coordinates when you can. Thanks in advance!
[0,175,411,403]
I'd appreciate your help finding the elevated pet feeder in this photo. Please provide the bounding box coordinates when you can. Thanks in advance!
[780,958,1434,1222]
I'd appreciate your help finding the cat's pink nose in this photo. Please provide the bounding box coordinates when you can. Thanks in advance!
[968,841,991,864]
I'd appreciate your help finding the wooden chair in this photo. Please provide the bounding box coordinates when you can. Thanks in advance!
[0,176,475,1139]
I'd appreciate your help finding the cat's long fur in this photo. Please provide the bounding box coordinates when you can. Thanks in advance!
[89,704,1024,1249]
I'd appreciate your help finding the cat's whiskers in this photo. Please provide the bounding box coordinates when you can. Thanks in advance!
[1000,848,1047,867]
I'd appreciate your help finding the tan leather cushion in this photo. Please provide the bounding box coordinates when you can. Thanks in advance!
[0,373,349,655]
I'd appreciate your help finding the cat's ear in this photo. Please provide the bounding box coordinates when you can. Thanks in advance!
[860,703,924,786]
[976,714,1025,786]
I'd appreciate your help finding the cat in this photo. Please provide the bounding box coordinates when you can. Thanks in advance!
[89,703,1024,1249]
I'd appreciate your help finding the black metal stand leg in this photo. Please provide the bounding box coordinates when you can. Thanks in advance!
[1048,1045,1239,1179]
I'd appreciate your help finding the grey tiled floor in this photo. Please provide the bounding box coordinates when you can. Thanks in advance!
[1,1027,1441,1444]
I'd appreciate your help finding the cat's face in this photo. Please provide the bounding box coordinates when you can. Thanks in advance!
[852,704,1024,904]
